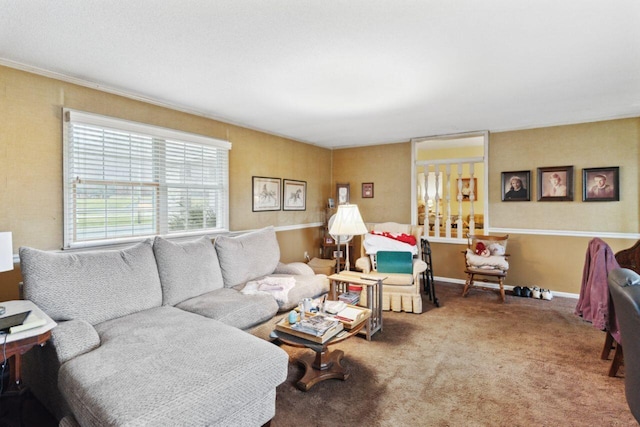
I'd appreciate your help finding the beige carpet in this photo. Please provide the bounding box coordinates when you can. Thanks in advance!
[271,283,637,426]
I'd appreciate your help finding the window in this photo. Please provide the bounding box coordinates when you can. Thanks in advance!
[63,109,231,249]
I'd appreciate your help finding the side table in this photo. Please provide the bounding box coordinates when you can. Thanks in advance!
[0,300,56,394]
[327,273,383,340]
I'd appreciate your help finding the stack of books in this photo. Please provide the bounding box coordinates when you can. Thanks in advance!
[338,291,360,305]
[276,313,344,343]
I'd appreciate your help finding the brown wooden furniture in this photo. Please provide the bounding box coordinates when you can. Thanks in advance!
[273,313,370,392]
[602,239,640,377]
[462,234,510,302]
[1,330,51,393]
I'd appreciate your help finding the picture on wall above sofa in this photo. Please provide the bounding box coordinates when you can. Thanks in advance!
[283,179,306,211]
[253,176,281,211]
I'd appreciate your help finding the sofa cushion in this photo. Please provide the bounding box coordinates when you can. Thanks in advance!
[176,287,279,330]
[153,236,224,306]
[273,274,330,311]
[20,241,162,324]
[274,261,315,276]
[214,226,280,287]
[58,306,288,426]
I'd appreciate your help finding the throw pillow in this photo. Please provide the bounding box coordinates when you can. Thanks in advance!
[214,226,280,287]
[153,236,224,306]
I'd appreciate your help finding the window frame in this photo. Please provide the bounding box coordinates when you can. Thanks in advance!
[63,109,231,249]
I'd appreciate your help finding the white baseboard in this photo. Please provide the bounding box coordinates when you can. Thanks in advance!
[433,276,579,299]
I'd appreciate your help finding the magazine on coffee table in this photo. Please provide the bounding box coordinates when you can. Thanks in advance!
[275,313,344,344]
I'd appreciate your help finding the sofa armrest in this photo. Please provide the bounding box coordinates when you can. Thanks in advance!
[273,261,315,276]
[412,258,428,277]
[355,256,371,273]
[51,319,101,364]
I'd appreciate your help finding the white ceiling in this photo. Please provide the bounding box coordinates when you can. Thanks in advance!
[2,1,639,149]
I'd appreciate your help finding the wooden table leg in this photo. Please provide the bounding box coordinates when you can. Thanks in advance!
[295,349,348,391]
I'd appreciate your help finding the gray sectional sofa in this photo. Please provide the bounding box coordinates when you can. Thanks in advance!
[19,226,329,426]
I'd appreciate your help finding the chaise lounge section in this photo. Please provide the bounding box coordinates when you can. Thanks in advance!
[19,226,329,425]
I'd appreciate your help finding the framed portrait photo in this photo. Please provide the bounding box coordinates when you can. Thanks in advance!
[501,171,530,201]
[252,176,281,211]
[362,182,374,198]
[537,166,574,201]
[460,178,478,201]
[336,183,350,205]
[583,167,619,202]
[283,179,306,211]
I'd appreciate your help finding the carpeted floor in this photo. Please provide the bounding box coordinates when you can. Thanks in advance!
[272,282,637,427]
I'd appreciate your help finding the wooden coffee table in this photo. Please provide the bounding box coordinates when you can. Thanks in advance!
[272,313,370,391]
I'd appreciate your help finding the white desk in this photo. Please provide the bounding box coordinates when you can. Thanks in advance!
[0,300,56,390]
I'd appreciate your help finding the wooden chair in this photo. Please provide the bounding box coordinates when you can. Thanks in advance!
[462,234,510,302]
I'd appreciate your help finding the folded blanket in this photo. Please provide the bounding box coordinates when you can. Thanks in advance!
[242,276,296,305]
[364,233,418,256]
[371,230,417,246]
[465,249,509,271]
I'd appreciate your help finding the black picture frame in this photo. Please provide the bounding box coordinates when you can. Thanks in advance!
[282,179,306,211]
[537,166,574,201]
[583,167,620,202]
[252,176,281,211]
[501,171,530,201]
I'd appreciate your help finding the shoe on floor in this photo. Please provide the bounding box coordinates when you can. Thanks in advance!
[531,287,541,299]
[513,286,522,297]
[521,287,531,298]
[541,289,553,300]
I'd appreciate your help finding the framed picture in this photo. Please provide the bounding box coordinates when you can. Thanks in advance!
[252,176,281,211]
[325,236,334,244]
[583,167,619,202]
[336,183,350,205]
[283,179,306,210]
[501,171,531,201]
[460,178,478,201]
[537,166,574,201]
[362,182,374,198]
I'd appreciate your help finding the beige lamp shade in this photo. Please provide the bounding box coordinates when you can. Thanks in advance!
[329,204,367,237]
[0,232,13,273]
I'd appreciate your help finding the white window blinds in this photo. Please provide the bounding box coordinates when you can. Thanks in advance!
[63,109,231,249]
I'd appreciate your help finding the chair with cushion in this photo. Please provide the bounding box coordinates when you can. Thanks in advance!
[462,234,510,302]
[607,268,640,423]
[355,222,427,313]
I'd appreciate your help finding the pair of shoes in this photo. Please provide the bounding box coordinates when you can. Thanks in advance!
[512,286,522,297]
[541,289,553,300]
[531,286,541,299]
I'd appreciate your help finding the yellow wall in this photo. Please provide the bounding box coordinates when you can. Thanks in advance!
[334,118,640,295]
[0,65,331,301]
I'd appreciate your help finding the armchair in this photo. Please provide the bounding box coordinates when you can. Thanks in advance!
[355,222,427,313]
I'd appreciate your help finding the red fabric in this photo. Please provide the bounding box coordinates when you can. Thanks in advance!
[575,238,621,343]
[371,231,417,246]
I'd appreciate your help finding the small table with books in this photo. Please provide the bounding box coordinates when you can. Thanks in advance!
[273,306,371,391]
[0,300,56,395]
[328,272,384,341]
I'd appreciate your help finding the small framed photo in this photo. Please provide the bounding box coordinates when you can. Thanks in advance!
[283,179,306,211]
[583,167,619,202]
[537,166,574,201]
[362,182,374,198]
[460,178,478,201]
[325,236,334,244]
[501,171,531,201]
[252,176,281,211]
[336,183,350,205]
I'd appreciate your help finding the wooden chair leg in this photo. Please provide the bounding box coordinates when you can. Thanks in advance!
[608,343,624,377]
[498,278,506,302]
[462,274,474,297]
[601,331,615,360]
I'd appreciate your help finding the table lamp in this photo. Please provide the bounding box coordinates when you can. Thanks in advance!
[328,204,367,272]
